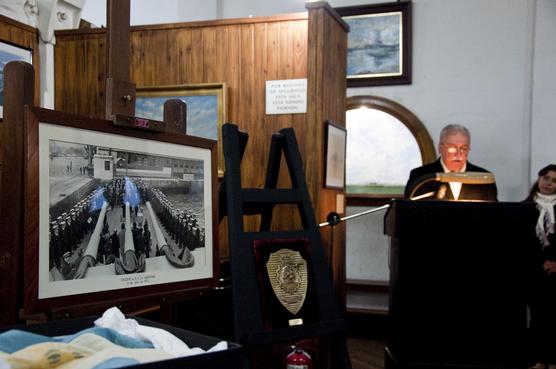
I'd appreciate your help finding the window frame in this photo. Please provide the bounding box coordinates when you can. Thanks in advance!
[346,95,435,206]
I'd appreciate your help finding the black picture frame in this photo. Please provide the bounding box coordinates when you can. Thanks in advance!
[324,121,347,189]
[336,1,412,87]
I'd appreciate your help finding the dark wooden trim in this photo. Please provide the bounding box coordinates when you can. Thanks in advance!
[106,0,130,80]
[55,13,309,37]
[347,95,436,164]
[0,14,37,33]
[0,61,35,327]
[346,307,388,316]
[347,279,389,293]
[305,1,350,32]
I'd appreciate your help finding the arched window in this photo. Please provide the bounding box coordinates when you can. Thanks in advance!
[346,95,435,204]
[345,96,436,300]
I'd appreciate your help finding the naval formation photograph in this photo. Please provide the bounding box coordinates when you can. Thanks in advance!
[38,123,214,299]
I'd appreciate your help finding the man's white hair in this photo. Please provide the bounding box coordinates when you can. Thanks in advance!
[439,124,470,144]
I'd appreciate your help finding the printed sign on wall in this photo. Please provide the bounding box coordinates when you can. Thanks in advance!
[265,79,307,115]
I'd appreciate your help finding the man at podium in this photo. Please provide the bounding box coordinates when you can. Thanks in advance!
[404,124,497,201]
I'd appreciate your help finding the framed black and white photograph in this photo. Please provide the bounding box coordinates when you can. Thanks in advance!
[23,108,218,313]
[324,121,347,189]
[336,1,412,87]
[0,40,32,118]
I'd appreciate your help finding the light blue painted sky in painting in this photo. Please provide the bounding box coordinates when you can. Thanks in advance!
[135,95,218,140]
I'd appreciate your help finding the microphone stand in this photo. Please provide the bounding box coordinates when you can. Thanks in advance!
[318,204,391,263]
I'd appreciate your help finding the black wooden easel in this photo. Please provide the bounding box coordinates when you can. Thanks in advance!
[219,123,351,369]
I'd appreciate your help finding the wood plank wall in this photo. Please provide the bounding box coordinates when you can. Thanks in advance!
[306,3,349,309]
[54,5,348,296]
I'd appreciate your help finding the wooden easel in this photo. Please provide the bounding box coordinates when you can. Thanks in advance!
[104,0,186,133]
[0,0,215,327]
[220,123,351,369]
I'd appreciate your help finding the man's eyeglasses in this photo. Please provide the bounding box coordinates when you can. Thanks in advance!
[442,145,470,154]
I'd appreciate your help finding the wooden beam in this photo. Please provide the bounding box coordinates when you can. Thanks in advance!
[106,0,130,80]
[0,61,35,327]
[105,0,135,119]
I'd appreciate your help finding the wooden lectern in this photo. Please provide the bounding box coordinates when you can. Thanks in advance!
[385,200,538,369]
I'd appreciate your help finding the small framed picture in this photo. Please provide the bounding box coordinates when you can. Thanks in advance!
[23,107,218,314]
[0,40,33,118]
[324,121,347,189]
[336,2,412,87]
[136,83,226,176]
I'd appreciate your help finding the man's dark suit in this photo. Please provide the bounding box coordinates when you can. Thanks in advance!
[404,159,497,201]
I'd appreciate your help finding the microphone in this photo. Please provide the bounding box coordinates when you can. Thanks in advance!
[437,184,447,199]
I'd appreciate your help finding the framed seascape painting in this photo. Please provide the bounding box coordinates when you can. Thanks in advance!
[324,121,347,189]
[136,83,226,176]
[0,40,32,118]
[336,2,412,87]
[23,107,218,314]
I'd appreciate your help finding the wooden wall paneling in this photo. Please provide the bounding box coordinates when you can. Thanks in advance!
[252,22,267,130]
[132,30,167,86]
[90,34,106,117]
[237,24,255,134]
[223,25,240,121]
[238,22,264,232]
[189,27,205,84]
[173,29,193,84]
[216,24,241,259]
[306,2,349,310]
[306,7,325,220]
[285,19,312,232]
[323,11,348,311]
[164,30,180,84]
[201,27,217,82]
[54,36,74,112]
[213,26,227,85]
[54,30,105,118]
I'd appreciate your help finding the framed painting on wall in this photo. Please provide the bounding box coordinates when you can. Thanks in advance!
[0,40,32,118]
[23,107,218,314]
[136,83,226,176]
[324,121,347,189]
[336,1,412,87]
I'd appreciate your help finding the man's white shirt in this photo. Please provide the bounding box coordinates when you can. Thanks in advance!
[440,159,467,200]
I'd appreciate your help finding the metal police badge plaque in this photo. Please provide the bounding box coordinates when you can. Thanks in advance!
[266,248,308,315]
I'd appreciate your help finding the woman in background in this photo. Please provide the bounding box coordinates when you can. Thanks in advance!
[525,164,556,369]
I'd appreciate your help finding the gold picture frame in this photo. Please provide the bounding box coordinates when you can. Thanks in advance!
[136,83,226,176]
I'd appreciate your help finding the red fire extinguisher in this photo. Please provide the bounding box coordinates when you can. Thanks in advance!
[286,345,313,369]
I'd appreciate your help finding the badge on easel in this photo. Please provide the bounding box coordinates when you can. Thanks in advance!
[266,248,308,316]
